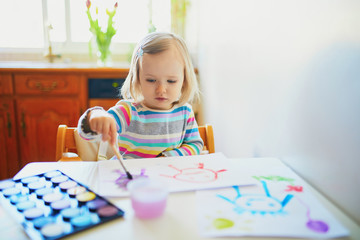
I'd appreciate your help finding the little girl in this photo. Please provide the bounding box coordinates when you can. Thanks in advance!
[78,32,204,159]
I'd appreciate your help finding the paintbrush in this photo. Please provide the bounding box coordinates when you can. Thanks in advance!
[111,144,133,180]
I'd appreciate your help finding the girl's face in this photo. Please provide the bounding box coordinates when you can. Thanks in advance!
[139,46,184,110]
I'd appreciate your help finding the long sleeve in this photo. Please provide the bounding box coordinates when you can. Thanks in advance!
[77,106,105,141]
[162,107,204,157]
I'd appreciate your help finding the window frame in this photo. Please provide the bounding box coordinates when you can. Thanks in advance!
[0,0,187,62]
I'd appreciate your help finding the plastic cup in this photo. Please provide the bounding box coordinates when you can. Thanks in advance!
[127,178,167,219]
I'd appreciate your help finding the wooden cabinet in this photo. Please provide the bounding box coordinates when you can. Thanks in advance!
[16,98,81,166]
[14,73,86,169]
[0,73,19,179]
[0,70,87,179]
[14,73,82,95]
[88,99,119,111]
[0,98,19,179]
[0,73,13,95]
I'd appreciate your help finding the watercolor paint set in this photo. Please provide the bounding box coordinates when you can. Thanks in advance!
[0,170,124,240]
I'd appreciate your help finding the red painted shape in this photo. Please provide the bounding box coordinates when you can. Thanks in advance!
[160,163,227,183]
[285,185,303,192]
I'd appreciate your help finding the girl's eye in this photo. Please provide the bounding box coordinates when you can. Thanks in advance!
[146,79,156,83]
[167,80,177,83]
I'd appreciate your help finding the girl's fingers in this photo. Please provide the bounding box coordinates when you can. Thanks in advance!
[90,119,101,134]
[109,121,118,146]
[89,109,109,134]
[102,122,110,138]
[102,134,109,142]
[96,125,103,134]
[88,110,117,144]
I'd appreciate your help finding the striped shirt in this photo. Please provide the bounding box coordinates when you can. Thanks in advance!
[78,100,204,159]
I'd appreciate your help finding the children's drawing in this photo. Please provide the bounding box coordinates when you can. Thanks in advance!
[96,153,257,197]
[197,166,349,238]
[217,181,293,215]
[160,163,227,183]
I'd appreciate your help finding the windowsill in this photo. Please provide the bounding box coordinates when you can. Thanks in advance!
[0,52,132,64]
[0,61,131,70]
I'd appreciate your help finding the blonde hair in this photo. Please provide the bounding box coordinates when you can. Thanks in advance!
[121,32,199,106]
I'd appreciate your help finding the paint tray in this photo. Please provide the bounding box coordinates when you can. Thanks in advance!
[0,170,124,240]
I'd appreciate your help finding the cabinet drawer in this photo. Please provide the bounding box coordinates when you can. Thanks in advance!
[0,73,13,95]
[14,74,81,95]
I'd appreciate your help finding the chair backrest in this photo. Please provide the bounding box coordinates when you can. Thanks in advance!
[198,124,215,154]
[56,124,215,161]
[55,125,80,161]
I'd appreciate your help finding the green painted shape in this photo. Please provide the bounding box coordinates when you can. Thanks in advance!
[213,218,234,229]
[253,175,295,184]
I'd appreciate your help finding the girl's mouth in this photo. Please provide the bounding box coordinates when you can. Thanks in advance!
[156,97,167,101]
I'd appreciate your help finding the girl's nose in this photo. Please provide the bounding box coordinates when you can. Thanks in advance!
[156,83,166,93]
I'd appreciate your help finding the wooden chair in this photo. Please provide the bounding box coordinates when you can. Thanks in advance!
[56,124,215,161]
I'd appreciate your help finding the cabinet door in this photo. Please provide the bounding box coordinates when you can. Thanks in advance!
[0,99,19,179]
[16,98,80,167]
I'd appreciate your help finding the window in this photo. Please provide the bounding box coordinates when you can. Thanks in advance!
[0,0,171,58]
[0,0,44,48]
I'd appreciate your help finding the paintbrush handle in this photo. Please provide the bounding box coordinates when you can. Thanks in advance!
[111,144,128,171]
[111,144,133,180]
[111,144,121,160]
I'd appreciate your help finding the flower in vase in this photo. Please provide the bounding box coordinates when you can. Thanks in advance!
[86,0,118,65]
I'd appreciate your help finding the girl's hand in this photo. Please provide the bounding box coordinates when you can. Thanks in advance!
[88,109,117,146]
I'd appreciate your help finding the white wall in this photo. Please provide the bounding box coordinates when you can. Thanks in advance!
[195,0,360,225]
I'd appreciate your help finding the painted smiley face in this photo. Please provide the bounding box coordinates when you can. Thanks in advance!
[172,168,218,183]
[235,196,283,213]
[217,181,294,215]
[161,163,227,183]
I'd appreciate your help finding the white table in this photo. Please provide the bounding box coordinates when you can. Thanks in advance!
[1,158,359,240]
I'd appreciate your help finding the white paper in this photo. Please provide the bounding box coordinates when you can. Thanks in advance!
[196,165,349,239]
[97,152,257,197]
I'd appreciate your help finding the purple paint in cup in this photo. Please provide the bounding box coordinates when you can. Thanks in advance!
[127,178,167,219]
